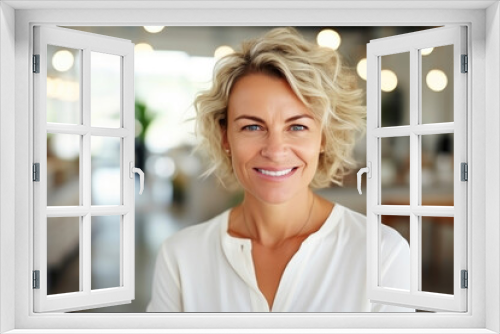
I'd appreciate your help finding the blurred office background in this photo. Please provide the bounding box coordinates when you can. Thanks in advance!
[45,26,454,312]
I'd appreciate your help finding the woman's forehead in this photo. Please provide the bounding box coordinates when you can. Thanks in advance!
[227,73,312,120]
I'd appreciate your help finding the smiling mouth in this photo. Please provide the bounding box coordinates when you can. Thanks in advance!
[255,167,297,177]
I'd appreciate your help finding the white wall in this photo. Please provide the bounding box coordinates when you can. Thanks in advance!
[0,2,16,333]
[486,2,500,333]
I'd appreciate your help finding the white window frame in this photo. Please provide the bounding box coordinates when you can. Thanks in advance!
[0,1,499,333]
[33,25,136,313]
[366,26,468,312]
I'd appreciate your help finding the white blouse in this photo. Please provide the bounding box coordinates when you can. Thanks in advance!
[147,204,413,312]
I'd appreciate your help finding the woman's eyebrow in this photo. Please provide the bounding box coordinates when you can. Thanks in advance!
[233,114,314,122]
[233,115,265,123]
[285,114,314,122]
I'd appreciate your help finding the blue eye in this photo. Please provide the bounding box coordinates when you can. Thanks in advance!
[290,125,306,131]
[244,125,261,131]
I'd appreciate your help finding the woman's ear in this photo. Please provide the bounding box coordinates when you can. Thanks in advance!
[220,121,230,153]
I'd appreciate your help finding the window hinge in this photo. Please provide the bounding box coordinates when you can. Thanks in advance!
[33,54,40,73]
[461,54,468,73]
[461,162,468,181]
[33,270,40,289]
[461,270,468,289]
[33,163,40,182]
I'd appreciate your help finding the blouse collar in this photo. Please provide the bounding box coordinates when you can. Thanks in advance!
[220,202,344,247]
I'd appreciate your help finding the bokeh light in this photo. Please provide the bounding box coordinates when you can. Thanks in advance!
[421,47,434,56]
[214,45,234,59]
[52,50,75,72]
[381,69,398,92]
[144,26,165,33]
[135,43,154,53]
[316,29,341,50]
[357,58,367,80]
[426,69,448,92]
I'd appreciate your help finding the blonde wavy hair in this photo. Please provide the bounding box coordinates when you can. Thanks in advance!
[195,27,365,189]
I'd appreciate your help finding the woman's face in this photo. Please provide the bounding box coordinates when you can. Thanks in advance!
[224,73,324,204]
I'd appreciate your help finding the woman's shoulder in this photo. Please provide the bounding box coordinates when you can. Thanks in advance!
[159,210,228,255]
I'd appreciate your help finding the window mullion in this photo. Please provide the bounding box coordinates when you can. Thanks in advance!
[82,47,91,295]
[409,47,420,295]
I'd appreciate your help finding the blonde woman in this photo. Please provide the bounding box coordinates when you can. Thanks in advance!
[147,27,411,312]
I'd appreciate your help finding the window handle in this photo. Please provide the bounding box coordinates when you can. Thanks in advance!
[357,162,371,195]
[129,161,145,195]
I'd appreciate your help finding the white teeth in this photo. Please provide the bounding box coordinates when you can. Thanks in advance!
[258,168,293,177]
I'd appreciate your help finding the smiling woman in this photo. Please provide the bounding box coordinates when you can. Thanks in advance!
[147,27,412,312]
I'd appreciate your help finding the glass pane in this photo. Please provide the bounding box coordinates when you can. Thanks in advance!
[379,215,410,291]
[47,133,80,206]
[421,216,454,294]
[47,217,80,295]
[91,52,121,128]
[421,134,454,206]
[47,45,81,124]
[91,216,121,290]
[381,137,410,205]
[380,52,410,127]
[91,136,121,205]
[421,45,454,124]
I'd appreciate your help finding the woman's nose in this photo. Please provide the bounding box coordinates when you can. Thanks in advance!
[261,131,288,160]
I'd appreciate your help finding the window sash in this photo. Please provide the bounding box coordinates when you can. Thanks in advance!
[33,25,136,313]
[366,26,468,312]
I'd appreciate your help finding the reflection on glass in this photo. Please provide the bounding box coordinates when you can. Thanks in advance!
[91,216,121,290]
[421,134,454,206]
[421,45,454,124]
[47,133,80,206]
[421,216,454,294]
[381,137,410,205]
[91,136,121,205]
[47,217,80,295]
[381,52,409,127]
[47,45,81,124]
[379,215,410,291]
[91,52,121,128]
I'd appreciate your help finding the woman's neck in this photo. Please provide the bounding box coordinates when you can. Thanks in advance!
[240,190,316,247]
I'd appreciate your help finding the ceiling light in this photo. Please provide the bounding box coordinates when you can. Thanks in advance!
[357,58,367,80]
[135,43,154,53]
[381,69,398,92]
[144,26,165,33]
[214,45,234,59]
[316,29,341,50]
[426,69,448,92]
[52,50,75,72]
[421,48,434,56]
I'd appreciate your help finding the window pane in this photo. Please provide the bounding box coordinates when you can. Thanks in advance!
[381,137,410,205]
[91,136,121,205]
[47,217,80,295]
[421,45,454,124]
[380,52,410,127]
[47,45,81,124]
[421,133,454,206]
[47,133,80,206]
[379,215,410,291]
[421,216,454,294]
[91,216,121,290]
[91,52,121,128]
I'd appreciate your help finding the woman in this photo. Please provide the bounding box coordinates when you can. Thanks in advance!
[147,27,410,312]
